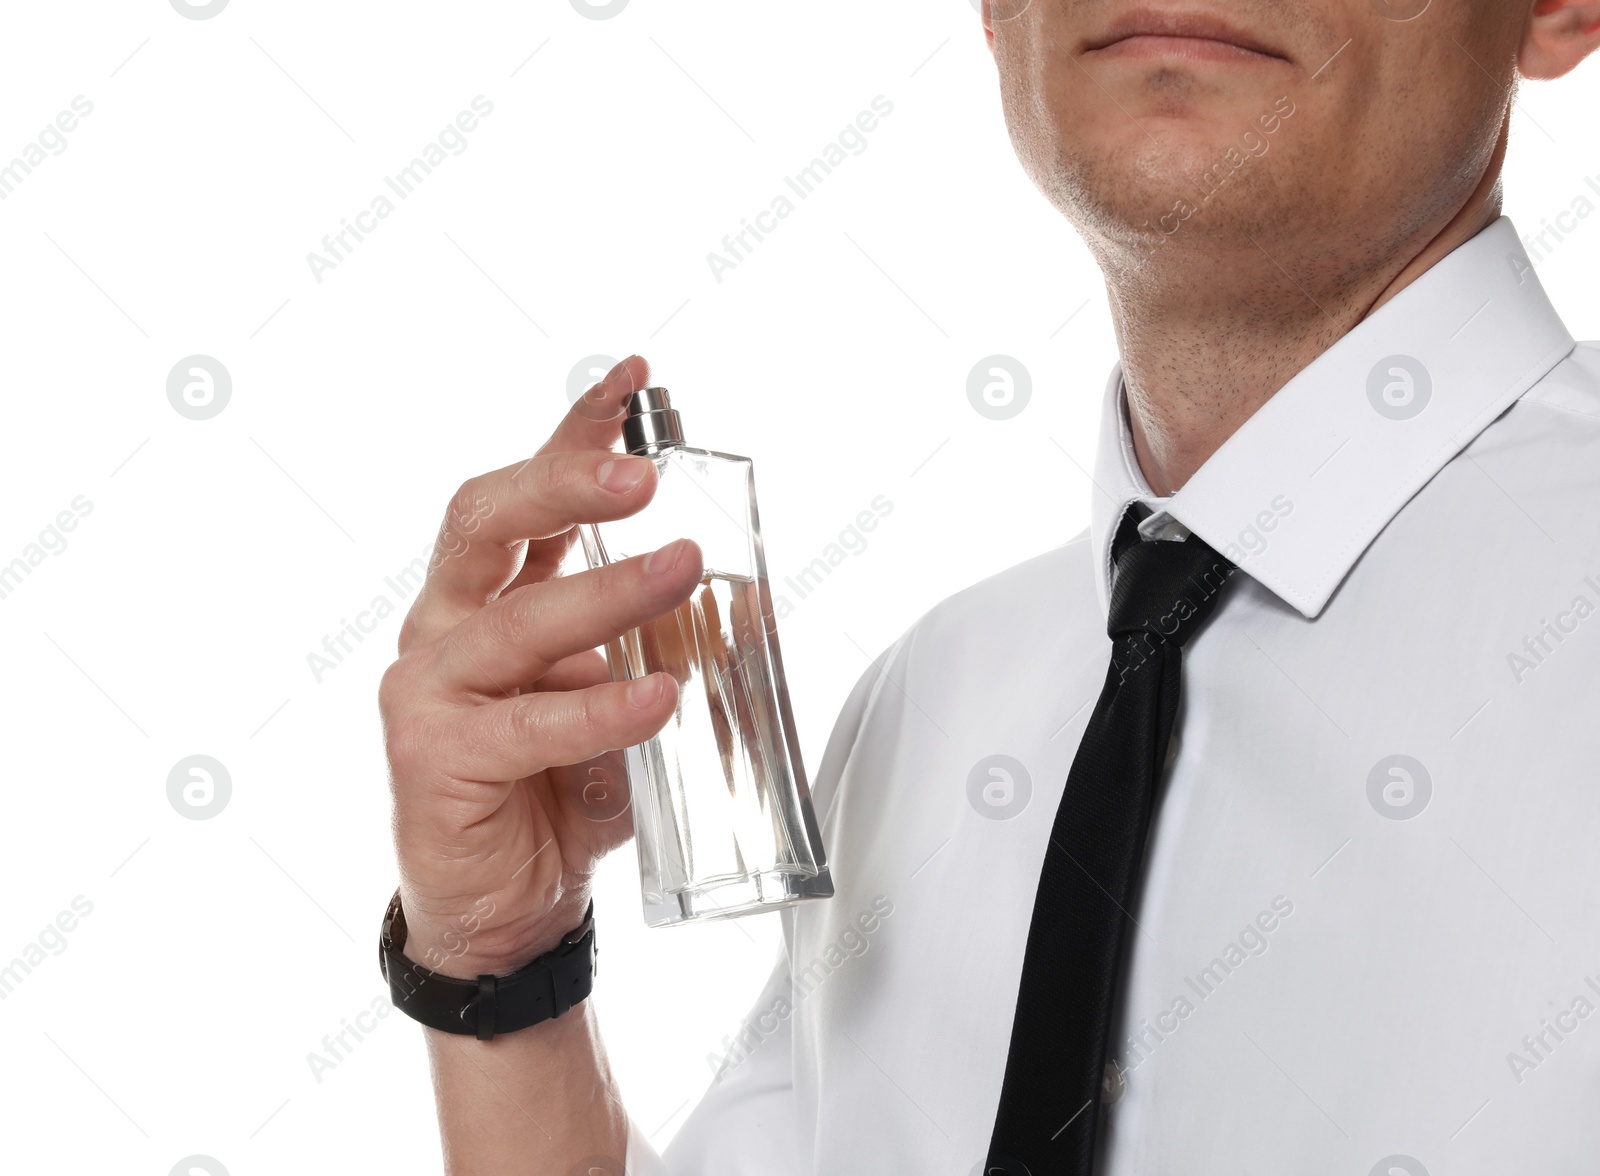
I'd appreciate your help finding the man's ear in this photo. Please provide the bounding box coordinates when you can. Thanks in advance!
[983,0,996,58]
[1520,0,1600,80]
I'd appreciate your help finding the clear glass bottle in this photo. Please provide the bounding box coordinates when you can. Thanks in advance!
[580,388,833,927]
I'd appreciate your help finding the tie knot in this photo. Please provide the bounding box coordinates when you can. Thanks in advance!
[1107,533,1235,649]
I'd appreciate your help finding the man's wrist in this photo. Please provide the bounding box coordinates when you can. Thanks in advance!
[399,895,594,979]
[401,931,539,979]
[381,890,599,1041]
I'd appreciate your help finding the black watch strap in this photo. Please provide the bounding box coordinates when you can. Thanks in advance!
[378,891,597,1040]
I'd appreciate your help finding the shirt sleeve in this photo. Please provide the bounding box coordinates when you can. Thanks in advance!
[623,646,897,1175]
[625,948,801,1174]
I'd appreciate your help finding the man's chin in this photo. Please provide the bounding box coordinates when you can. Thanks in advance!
[1050,93,1304,250]
[1047,163,1279,266]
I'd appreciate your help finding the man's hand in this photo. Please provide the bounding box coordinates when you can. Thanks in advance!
[379,354,702,977]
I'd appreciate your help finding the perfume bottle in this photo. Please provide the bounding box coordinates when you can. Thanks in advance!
[580,388,834,927]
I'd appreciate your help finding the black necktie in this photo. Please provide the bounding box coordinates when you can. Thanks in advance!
[986,506,1236,1175]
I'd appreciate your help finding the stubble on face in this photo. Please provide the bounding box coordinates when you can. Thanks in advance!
[987,0,1531,494]
[994,0,1520,294]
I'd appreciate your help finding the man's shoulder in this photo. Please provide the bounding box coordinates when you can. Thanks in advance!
[810,529,1106,818]
[1515,340,1600,423]
[1467,341,1600,502]
[891,529,1103,665]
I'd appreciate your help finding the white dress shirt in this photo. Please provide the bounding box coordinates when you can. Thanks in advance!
[628,216,1600,1174]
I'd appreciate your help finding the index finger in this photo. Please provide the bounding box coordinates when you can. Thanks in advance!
[400,354,654,649]
[537,353,651,457]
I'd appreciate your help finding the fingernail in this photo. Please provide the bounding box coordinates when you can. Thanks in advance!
[644,538,687,574]
[597,456,649,493]
[628,674,666,708]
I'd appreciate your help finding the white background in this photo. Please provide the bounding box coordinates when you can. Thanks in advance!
[0,2,1595,1172]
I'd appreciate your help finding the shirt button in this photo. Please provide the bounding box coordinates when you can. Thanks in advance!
[1102,1060,1126,1105]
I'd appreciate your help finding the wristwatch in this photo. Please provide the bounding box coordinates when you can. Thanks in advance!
[378,890,597,1041]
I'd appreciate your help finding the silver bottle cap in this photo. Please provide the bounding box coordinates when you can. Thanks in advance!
[623,387,685,455]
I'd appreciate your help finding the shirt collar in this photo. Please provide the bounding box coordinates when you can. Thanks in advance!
[1088,216,1577,620]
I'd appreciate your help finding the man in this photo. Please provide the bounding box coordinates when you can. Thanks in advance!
[375,1,1600,1172]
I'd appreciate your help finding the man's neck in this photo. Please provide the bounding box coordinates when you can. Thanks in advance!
[1106,131,1509,498]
